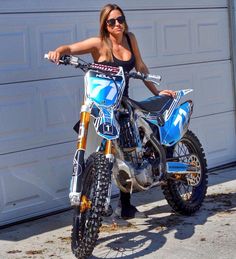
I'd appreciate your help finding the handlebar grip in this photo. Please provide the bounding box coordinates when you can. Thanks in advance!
[147,74,162,82]
[129,71,162,84]
[43,54,73,65]
[129,71,145,79]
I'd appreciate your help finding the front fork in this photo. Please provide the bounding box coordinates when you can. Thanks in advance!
[69,106,90,206]
[103,139,114,214]
[69,105,114,207]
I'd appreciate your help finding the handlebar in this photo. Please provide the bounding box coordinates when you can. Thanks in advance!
[129,71,161,83]
[44,54,161,83]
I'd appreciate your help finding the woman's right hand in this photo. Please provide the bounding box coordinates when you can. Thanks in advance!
[47,50,62,64]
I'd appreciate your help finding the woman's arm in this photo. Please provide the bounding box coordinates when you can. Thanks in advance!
[129,32,175,97]
[47,37,101,64]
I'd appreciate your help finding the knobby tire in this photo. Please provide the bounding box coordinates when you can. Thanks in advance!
[162,130,208,215]
[71,152,111,259]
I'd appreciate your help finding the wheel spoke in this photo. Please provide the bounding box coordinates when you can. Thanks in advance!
[176,181,192,200]
[173,139,200,199]
[162,130,207,215]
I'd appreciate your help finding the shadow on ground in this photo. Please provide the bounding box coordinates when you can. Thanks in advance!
[0,168,235,259]
[90,191,236,259]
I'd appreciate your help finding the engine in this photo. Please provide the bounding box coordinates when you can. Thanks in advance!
[113,111,160,192]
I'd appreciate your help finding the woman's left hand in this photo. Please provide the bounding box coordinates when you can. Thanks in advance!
[159,89,176,98]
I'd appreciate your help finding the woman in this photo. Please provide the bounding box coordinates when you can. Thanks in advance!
[47,3,175,219]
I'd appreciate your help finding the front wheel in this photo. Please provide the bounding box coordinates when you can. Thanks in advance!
[71,152,111,258]
[162,130,208,215]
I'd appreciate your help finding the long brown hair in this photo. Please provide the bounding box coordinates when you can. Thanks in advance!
[99,4,128,61]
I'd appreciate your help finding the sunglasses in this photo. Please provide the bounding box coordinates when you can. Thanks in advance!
[106,15,125,27]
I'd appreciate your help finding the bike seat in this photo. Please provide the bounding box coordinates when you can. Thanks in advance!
[127,95,173,113]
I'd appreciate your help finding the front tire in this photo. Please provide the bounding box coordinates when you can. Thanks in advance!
[71,152,111,258]
[162,130,208,215]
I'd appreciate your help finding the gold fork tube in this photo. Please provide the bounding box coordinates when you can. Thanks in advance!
[77,111,90,150]
[104,140,112,156]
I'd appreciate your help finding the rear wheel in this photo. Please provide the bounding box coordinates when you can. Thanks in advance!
[162,130,208,215]
[71,152,111,258]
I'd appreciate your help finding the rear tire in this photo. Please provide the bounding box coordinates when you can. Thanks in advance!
[162,130,208,215]
[71,152,111,258]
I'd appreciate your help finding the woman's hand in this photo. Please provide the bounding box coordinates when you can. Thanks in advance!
[47,50,62,65]
[159,89,176,98]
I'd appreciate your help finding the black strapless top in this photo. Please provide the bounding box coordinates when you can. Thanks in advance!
[95,34,135,97]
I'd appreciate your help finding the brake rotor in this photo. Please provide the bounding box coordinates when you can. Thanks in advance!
[186,155,201,186]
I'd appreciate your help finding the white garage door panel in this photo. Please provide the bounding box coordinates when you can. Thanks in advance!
[191,61,234,118]
[190,112,236,168]
[0,9,229,84]
[0,12,97,84]
[0,0,227,13]
[160,61,234,118]
[0,77,82,154]
[130,61,234,117]
[129,9,229,68]
[0,142,74,226]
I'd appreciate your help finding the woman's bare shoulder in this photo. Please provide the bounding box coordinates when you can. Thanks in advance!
[126,32,138,48]
[127,31,136,39]
[127,32,138,47]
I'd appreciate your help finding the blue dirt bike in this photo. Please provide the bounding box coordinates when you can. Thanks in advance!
[45,54,208,259]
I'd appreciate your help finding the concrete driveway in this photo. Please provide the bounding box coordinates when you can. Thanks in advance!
[0,166,235,259]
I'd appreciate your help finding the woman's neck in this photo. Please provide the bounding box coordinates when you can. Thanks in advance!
[109,33,124,45]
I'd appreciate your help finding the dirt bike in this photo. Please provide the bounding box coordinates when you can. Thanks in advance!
[44,54,208,259]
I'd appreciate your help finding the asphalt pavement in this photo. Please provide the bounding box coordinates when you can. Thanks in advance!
[0,166,235,259]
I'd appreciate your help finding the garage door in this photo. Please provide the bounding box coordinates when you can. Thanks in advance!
[0,0,234,225]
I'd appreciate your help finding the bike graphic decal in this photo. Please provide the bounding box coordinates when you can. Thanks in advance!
[85,71,124,107]
[159,101,191,146]
[93,109,120,140]
[164,89,193,121]
[89,79,117,101]
[164,91,181,121]
[102,122,114,135]
[173,107,188,133]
